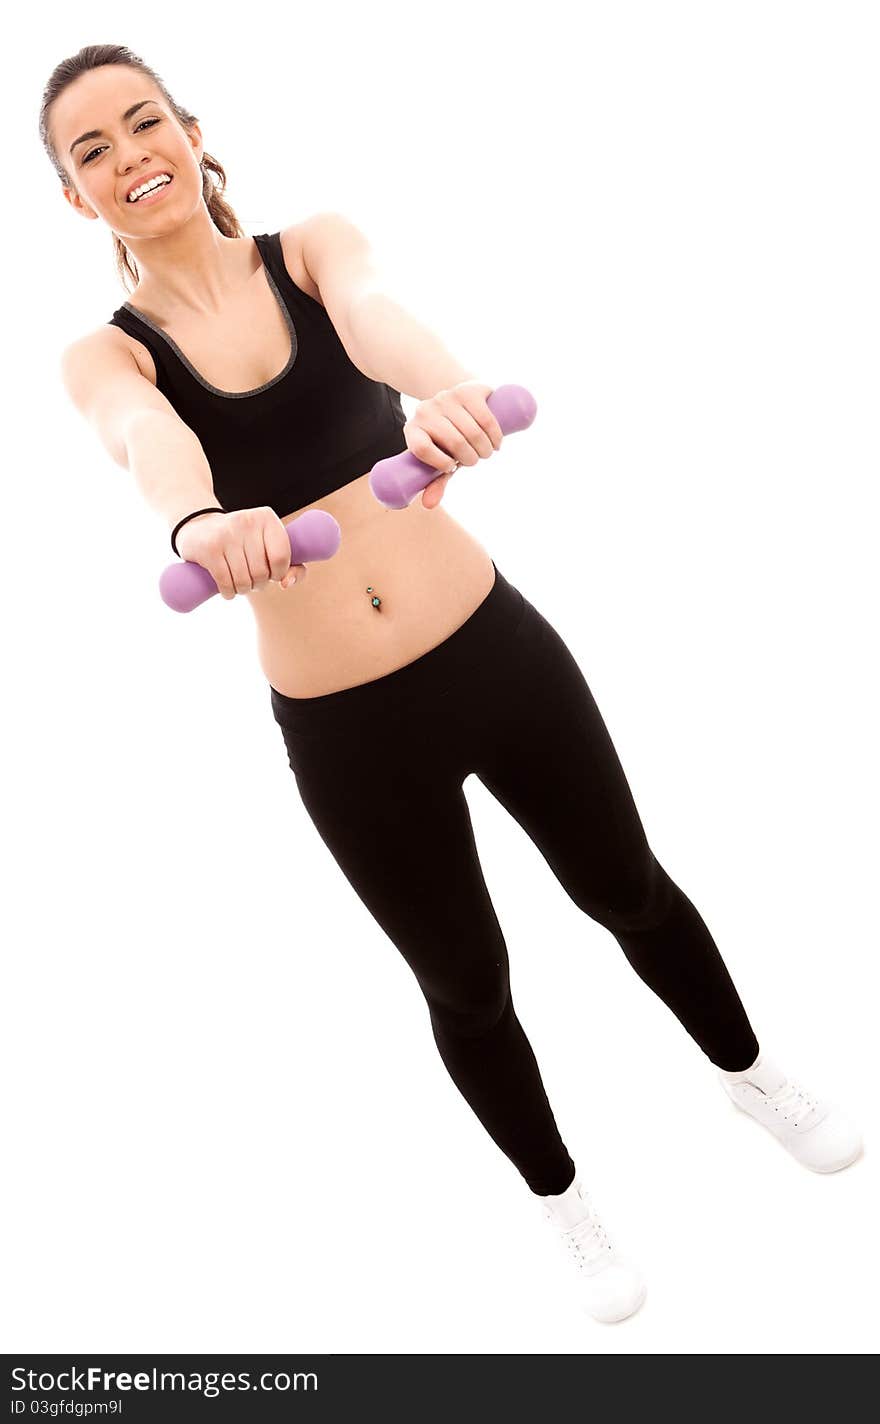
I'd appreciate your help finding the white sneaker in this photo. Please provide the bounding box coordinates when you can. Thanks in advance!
[718,1052,863,1173]
[540,1176,646,1323]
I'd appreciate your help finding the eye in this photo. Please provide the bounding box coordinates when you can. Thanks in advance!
[82,116,160,165]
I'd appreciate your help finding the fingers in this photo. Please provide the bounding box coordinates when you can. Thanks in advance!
[210,518,275,598]
[405,386,503,478]
[236,511,306,594]
[454,384,504,451]
[432,386,503,459]
[216,549,237,600]
[433,411,488,466]
[421,470,453,510]
[265,516,298,586]
[223,535,263,594]
[279,562,306,590]
[410,413,481,470]
[245,521,275,591]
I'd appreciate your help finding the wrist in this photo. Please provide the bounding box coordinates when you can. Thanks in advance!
[170,505,226,557]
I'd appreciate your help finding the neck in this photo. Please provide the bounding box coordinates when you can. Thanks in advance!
[119,205,253,317]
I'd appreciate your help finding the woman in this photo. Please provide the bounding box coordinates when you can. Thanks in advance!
[43,44,862,1325]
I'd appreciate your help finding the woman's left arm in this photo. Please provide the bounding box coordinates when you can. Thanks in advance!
[298,211,503,506]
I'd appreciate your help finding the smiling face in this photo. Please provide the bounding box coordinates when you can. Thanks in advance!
[50,64,205,234]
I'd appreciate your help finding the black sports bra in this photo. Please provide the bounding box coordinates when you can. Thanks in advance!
[107,230,408,518]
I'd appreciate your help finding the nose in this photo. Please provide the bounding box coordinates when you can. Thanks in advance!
[118,144,154,177]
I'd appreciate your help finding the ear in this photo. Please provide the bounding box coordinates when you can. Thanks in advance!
[184,120,204,165]
[62,185,99,221]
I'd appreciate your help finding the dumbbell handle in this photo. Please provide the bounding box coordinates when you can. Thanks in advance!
[369,384,537,510]
[158,508,341,612]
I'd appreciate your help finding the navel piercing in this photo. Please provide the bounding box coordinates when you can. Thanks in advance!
[366,585,382,611]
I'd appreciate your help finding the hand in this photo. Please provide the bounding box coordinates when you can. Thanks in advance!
[176,506,307,599]
[402,381,504,510]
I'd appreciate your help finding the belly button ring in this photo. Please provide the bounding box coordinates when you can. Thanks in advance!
[366,585,382,610]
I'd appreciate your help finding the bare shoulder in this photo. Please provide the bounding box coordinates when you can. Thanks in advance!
[62,322,130,360]
[63,321,158,388]
[278,220,325,307]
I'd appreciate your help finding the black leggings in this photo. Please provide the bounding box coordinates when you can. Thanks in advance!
[269,563,760,1196]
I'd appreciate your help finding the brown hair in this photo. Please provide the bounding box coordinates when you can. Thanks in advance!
[39,43,244,293]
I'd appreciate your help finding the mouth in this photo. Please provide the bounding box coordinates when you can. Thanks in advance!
[125,175,174,207]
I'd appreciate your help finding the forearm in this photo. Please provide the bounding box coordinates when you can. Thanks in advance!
[124,412,218,533]
[346,291,477,401]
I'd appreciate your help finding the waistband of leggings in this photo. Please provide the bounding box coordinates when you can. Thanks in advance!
[269,560,524,734]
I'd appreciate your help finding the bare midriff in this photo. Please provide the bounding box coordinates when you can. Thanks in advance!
[249,475,496,698]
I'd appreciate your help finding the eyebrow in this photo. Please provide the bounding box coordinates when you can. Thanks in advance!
[69,100,158,157]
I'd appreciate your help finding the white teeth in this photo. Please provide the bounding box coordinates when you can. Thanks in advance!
[128,174,172,202]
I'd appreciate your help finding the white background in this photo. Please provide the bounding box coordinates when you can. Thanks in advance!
[4,0,877,1356]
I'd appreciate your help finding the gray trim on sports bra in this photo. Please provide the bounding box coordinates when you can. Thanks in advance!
[121,252,299,399]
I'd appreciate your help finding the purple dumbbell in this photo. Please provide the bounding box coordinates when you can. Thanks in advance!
[369,383,537,510]
[159,508,341,612]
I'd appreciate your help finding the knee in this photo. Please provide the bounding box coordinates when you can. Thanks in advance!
[425,961,511,1041]
[589,850,675,935]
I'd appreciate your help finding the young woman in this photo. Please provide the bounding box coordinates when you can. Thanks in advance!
[43,44,862,1325]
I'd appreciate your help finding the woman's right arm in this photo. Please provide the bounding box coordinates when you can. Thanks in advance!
[59,331,303,597]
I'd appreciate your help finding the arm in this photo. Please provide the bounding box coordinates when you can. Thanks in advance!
[297,211,478,400]
[61,331,219,534]
[125,413,219,533]
[61,331,297,592]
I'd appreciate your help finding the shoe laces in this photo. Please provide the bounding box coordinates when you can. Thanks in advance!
[763,1076,819,1127]
[547,1196,613,1270]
